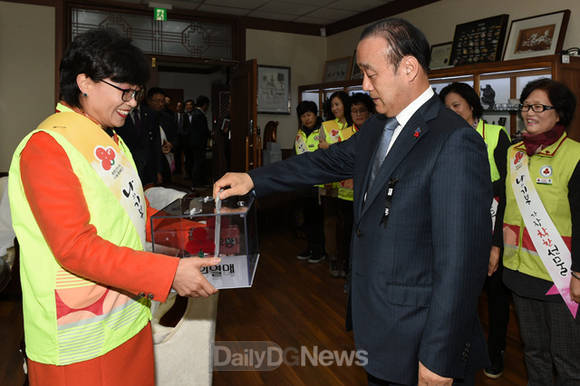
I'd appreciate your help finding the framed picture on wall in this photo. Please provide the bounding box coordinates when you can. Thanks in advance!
[257,65,291,114]
[503,10,570,61]
[350,50,362,80]
[449,14,509,66]
[429,42,453,69]
[323,57,352,82]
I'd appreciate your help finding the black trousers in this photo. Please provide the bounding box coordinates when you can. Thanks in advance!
[336,198,353,273]
[512,293,580,385]
[298,187,325,256]
[173,135,187,174]
[187,146,206,186]
[484,260,511,358]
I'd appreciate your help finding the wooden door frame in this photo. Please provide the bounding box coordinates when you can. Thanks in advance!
[54,0,247,101]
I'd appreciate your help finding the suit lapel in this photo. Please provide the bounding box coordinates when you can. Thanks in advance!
[359,95,440,219]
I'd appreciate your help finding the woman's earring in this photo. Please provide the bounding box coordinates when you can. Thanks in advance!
[83,93,88,97]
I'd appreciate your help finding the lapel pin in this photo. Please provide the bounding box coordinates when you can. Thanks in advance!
[413,127,421,138]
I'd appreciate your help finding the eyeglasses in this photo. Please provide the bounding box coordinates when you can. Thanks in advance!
[519,104,555,113]
[100,79,143,102]
[351,108,369,115]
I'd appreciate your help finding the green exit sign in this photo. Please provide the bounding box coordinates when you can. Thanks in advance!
[154,8,167,21]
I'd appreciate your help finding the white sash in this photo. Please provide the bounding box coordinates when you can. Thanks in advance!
[510,149,577,317]
[491,197,499,232]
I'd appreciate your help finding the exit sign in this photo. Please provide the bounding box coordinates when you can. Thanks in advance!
[154,8,167,21]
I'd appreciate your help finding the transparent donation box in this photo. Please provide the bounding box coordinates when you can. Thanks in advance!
[151,194,259,289]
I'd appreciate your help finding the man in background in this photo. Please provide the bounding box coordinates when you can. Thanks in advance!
[116,89,162,187]
[174,100,186,176]
[186,95,211,186]
[146,87,177,183]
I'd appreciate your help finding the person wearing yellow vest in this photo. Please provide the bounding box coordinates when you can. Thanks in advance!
[502,78,580,384]
[8,29,220,386]
[440,82,511,379]
[317,91,355,276]
[294,101,326,263]
[332,93,376,282]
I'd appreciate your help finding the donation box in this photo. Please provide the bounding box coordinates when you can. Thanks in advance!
[151,194,259,289]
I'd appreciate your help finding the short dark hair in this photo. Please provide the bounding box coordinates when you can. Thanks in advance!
[196,95,210,107]
[147,87,166,100]
[350,92,376,114]
[360,18,431,72]
[59,29,149,107]
[439,82,483,119]
[296,100,318,116]
[326,91,352,125]
[520,78,576,128]
[296,101,318,126]
[184,99,194,105]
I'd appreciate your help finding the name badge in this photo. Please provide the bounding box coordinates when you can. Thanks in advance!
[536,177,552,185]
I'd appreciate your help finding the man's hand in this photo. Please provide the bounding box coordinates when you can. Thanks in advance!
[418,361,452,386]
[213,172,254,200]
[571,272,580,303]
[488,246,500,276]
[162,140,173,154]
[172,257,220,297]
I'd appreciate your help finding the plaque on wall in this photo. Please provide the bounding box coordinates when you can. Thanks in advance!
[449,15,509,66]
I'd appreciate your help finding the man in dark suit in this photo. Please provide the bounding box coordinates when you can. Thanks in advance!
[146,87,178,182]
[214,18,492,385]
[186,95,211,186]
[116,92,162,187]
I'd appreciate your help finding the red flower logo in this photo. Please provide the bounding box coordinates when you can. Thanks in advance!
[331,129,339,137]
[514,151,524,165]
[95,146,116,171]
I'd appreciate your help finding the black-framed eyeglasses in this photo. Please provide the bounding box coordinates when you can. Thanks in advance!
[100,79,143,102]
[519,103,555,113]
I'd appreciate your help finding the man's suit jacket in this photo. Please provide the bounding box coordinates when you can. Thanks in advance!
[250,95,492,384]
[115,104,162,186]
[185,108,210,149]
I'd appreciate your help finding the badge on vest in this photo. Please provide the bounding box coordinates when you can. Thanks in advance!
[536,165,553,185]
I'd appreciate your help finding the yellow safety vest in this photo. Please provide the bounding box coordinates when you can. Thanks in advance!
[503,133,580,281]
[322,119,356,201]
[9,104,150,365]
[295,127,321,155]
[475,120,507,182]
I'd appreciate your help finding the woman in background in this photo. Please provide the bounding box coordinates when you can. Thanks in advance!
[319,91,354,149]
[331,93,376,281]
[503,78,580,384]
[350,92,375,132]
[439,82,511,379]
[294,101,326,263]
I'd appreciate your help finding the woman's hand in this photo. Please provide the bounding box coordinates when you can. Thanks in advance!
[488,246,500,276]
[318,136,330,149]
[172,257,220,297]
[571,272,580,303]
[213,172,254,200]
[341,179,354,189]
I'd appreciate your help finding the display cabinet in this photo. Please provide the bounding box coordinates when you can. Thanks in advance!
[299,55,580,140]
